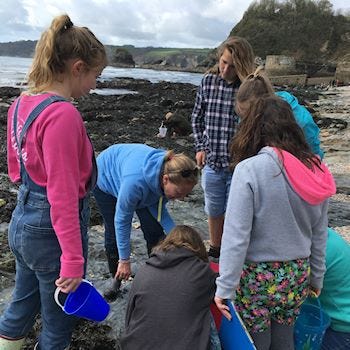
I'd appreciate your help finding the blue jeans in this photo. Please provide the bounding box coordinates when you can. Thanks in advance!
[321,327,350,350]
[201,165,232,217]
[0,185,89,350]
[93,186,165,258]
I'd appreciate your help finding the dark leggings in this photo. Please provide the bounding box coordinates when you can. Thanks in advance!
[250,320,294,350]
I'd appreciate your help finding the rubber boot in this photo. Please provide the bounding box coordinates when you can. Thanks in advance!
[34,342,69,350]
[0,337,25,350]
[208,245,220,263]
[103,253,121,302]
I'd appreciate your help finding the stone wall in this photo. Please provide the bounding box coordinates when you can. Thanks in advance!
[265,55,296,76]
[335,61,350,84]
[269,74,307,86]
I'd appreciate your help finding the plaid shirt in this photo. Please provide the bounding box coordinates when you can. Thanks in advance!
[191,73,240,170]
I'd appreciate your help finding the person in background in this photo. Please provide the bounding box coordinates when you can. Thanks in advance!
[93,143,198,301]
[121,225,217,350]
[320,228,350,350]
[0,14,107,350]
[214,96,336,350]
[191,36,256,260]
[235,66,324,159]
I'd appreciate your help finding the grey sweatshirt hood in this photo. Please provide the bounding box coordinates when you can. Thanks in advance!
[260,147,336,205]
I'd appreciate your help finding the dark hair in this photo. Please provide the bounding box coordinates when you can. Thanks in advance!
[229,95,321,170]
[153,225,208,262]
[28,14,107,93]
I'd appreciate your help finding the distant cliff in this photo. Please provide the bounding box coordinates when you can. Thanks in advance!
[0,41,210,72]
[105,45,211,72]
[0,40,36,57]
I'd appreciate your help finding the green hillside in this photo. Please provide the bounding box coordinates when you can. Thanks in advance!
[230,0,350,63]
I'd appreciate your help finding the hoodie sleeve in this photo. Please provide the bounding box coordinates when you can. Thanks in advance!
[309,200,329,289]
[115,181,143,260]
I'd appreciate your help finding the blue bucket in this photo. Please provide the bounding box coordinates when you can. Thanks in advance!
[54,280,110,322]
[294,298,330,350]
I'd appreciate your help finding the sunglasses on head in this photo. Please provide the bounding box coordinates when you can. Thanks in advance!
[166,168,199,178]
[179,167,199,178]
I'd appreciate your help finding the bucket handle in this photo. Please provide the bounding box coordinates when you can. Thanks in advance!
[54,279,92,310]
[308,296,323,325]
[316,297,324,325]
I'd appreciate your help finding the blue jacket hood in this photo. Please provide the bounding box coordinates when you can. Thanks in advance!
[141,147,165,194]
[276,91,299,109]
[275,91,324,159]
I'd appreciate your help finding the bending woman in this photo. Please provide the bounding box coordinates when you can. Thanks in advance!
[93,143,198,301]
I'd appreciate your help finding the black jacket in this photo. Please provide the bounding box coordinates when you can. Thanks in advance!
[121,247,216,350]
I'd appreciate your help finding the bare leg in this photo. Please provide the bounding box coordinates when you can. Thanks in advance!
[208,214,224,247]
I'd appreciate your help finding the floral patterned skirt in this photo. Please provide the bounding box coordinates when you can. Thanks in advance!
[235,258,310,333]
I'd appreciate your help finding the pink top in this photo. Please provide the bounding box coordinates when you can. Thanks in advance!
[273,148,336,205]
[7,93,93,278]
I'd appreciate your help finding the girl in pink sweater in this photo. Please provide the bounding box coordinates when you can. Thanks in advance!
[0,14,107,350]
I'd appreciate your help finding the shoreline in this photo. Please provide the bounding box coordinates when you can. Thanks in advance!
[317,86,350,242]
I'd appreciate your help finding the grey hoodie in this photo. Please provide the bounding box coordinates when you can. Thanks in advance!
[216,146,336,299]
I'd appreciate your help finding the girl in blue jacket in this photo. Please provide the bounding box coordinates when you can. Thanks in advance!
[93,143,198,301]
[235,66,324,159]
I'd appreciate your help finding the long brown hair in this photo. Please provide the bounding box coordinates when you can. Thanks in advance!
[229,95,321,170]
[28,14,107,93]
[236,66,275,104]
[153,225,208,262]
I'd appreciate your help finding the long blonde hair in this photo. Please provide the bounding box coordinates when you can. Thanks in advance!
[209,36,256,82]
[153,225,208,262]
[28,14,107,93]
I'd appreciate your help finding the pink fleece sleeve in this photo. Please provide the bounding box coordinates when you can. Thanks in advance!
[40,103,91,278]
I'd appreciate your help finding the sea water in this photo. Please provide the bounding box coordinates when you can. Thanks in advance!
[0,56,203,92]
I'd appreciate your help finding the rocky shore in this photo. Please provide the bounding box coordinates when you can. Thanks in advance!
[0,79,349,349]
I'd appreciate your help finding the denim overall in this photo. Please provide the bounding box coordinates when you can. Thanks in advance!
[0,96,92,349]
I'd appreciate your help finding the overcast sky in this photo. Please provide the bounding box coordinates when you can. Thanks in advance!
[0,0,349,48]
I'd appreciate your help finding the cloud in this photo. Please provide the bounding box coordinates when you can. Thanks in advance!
[0,0,348,47]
